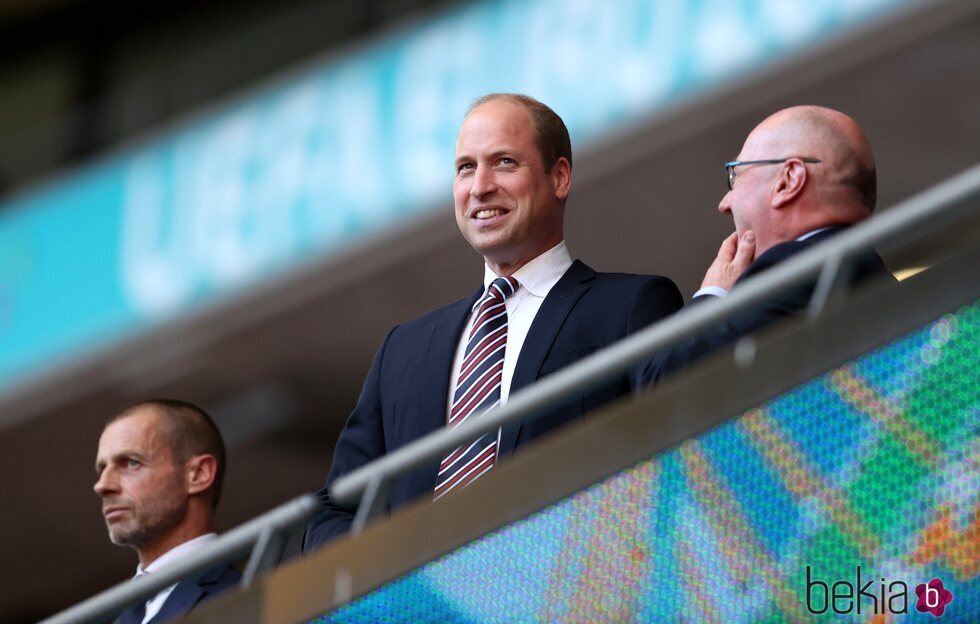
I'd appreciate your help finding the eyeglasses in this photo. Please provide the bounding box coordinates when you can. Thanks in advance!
[724,157,821,190]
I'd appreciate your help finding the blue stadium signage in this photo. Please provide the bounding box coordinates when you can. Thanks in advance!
[0,0,910,388]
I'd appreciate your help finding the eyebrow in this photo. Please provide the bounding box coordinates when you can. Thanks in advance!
[455,149,516,167]
[95,451,144,473]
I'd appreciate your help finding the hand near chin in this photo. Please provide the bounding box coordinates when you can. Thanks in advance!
[701,230,755,290]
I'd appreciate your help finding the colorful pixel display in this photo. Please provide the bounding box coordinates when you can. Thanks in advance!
[315,300,979,623]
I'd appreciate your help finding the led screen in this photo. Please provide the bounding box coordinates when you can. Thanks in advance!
[315,299,978,623]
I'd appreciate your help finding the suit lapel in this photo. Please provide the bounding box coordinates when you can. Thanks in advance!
[498,260,594,458]
[148,579,205,624]
[147,565,230,624]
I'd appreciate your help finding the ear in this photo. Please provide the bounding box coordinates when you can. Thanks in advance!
[184,454,217,497]
[551,156,572,202]
[771,159,808,210]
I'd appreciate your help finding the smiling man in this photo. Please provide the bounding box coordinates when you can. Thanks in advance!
[94,399,239,624]
[303,93,682,552]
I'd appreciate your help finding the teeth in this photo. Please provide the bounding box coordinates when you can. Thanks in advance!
[476,209,503,219]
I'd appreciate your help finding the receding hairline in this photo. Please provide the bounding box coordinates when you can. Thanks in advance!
[108,400,208,450]
[467,93,535,115]
[464,93,573,171]
[106,399,227,507]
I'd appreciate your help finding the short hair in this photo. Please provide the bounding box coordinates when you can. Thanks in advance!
[468,93,572,172]
[108,399,227,509]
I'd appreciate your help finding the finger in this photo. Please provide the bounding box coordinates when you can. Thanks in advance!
[717,231,738,261]
[732,230,756,269]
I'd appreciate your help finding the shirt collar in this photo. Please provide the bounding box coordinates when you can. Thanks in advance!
[482,241,573,298]
[796,226,835,242]
[137,533,218,576]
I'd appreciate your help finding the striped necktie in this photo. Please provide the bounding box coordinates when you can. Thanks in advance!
[434,276,520,500]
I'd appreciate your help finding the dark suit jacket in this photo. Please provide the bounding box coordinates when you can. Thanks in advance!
[117,562,241,624]
[643,227,893,383]
[303,260,682,552]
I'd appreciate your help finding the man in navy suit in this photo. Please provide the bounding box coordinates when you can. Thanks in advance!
[644,105,893,383]
[303,94,682,551]
[95,399,240,623]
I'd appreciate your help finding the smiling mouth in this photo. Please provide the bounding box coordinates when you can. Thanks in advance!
[474,208,506,219]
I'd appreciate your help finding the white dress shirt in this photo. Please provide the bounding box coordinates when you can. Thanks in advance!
[446,241,573,414]
[134,533,217,624]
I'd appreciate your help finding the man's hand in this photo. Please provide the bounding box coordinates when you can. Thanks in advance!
[700,230,755,290]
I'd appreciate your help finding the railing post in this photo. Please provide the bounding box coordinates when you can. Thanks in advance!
[808,249,852,319]
[242,525,289,587]
[351,476,390,535]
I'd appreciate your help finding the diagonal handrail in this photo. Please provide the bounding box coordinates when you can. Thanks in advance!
[329,163,980,521]
[39,494,319,624]
[42,163,980,624]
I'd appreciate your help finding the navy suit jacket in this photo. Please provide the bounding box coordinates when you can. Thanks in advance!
[643,227,893,383]
[303,260,682,552]
[117,562,241,624]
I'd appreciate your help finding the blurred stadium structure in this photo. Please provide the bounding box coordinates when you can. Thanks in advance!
[0,0,977,621]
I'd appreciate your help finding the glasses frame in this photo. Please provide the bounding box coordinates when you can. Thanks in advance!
[725,157,821,190]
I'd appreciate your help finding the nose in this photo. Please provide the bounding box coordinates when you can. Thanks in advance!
[718,191,732,215]
[94,469,116,497]
[469,165,497,198]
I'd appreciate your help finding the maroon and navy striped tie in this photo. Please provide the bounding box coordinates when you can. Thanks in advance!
[434,276,520,500]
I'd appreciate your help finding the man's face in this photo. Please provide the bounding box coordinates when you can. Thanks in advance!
[94,409,188,552]
[718,129,776,238]
[453,99,569,275]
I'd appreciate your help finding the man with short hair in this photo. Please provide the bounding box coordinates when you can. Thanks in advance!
[644,105,893,382]
[303,93,683,551]
[94,399,240,624]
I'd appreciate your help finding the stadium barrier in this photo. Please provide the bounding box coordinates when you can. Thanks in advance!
[43,162,980,623]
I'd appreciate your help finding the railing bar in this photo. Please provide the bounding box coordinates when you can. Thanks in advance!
[331,163,980,508]
[39,493,319,624]
[39,166,980,624]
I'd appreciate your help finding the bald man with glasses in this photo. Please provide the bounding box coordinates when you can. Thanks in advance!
[643,105,894,383]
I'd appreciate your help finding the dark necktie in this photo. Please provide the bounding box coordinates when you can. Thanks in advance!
[117,602,146,624]
[434,276,519,500]
[117,570,148,624]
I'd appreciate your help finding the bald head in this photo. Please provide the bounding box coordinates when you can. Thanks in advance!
[721,106,877,255]
[749,105,876,210]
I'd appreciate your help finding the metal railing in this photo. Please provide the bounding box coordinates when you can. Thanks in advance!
[330,162,980,530]
[39,494,319,624]
[43,162,980,624]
